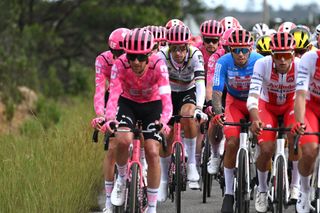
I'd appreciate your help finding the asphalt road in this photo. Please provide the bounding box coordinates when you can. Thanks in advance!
[93,178,297,213]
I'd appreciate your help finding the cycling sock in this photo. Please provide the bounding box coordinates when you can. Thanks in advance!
[147,187,158,213]
[116,163,127,182]
[184,137,196,164]
[211,144,220,158]
[299,173,311,193]
[257,170,268,192]
[291,161,300,188]
[140,147,146,161]
[224,167,234,195]
[160,156,170,182]
[104,180,114,208]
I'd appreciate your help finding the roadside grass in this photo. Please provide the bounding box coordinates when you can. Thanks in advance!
[0,97,104,212]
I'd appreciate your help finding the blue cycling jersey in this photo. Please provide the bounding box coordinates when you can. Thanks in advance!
[212,52,263,100]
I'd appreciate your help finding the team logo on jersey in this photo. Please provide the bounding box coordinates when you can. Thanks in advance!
[287,76,294,82]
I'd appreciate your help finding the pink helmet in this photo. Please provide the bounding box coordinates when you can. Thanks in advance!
[165,18,184,29]
[108,28,130,50]
[146,25,166,42]
[270,32,295,51]
[220,28,235,46]
[200,20,224,37]
[124,28,154,54]
[228,29,253,47]
[220,16,241,30]
[278,22,296,33]
[167,25,191,44]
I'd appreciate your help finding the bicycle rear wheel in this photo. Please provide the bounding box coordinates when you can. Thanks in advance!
[174,143,182,213]
[127,163,140,213]
[202,138,211,203]
[236,149,249,213]
[274,156,284,213]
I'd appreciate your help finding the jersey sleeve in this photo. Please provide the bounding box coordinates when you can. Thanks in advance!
[93,55,108,116]
[105,61,123,121]
[296,52,316,92]
[249,57,265,96]
[156,61,173,125]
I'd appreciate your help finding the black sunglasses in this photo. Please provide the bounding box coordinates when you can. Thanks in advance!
[126,53,149,62]
[169,45,187,52]
[203,37,219,44]
[110,48,124,57]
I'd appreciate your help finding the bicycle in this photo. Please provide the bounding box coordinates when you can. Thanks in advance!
[223,119,255,213]
[167,114,203,213]
[107,121,164,213]
[294,131,320,212]
[262,124,292,213]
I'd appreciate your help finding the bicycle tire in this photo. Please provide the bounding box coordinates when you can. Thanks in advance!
[174,143,182,213]
[128,163,140,213]
[202,138,211,203]
[236,149,249,213]
[274,156,284,213]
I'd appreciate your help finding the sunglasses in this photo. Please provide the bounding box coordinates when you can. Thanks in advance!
[203,37,219,44]
[231,47,250,54]
[110,48,124,57]
[169,45,187,52]
[294,48,308,55]
[126,53,149,62]
[272,52,293,60]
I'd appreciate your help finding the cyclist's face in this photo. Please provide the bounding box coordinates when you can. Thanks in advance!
[169,44,188,64]
[126,53,149,75]
[272,51,294,73]
[203,37,220,54]
[230,46,251,67]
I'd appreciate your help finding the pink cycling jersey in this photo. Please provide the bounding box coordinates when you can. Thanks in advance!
[94,51,114,116]
[207,47,225,84]
[106,54,173,124]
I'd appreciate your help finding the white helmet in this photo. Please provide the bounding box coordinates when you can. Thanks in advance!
[252,23,269,37]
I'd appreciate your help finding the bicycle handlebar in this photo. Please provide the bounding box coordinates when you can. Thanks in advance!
[92,121,105,143]
[262,127,291,132]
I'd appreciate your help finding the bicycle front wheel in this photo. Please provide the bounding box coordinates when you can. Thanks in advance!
[274,156,285,213]
[174,143,182,213]
[128,163,140,213]
[202,138,211,203]
[236,149,249,213]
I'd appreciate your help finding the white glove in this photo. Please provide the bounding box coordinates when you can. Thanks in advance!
[194,108,208,121]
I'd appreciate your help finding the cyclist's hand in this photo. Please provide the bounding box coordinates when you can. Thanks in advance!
[91,116,105,129]
[101,119,119,134]
[204,106,214,116]
[251,120,263,136]
[291,122,306,135]
[212,113,225,127]
[194,108,208,121]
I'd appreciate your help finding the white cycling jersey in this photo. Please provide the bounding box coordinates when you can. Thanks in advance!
[249,55,300,105]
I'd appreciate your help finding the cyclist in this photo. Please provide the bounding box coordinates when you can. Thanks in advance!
[255,35,272,56]
[157,24,207,199]
[293,50,320,212]
[247,32,301,212]
[91,27,129,213]
[290,26,312,58]
[195,20,225,172]
[101,28,173,213]
[211,28,263,213]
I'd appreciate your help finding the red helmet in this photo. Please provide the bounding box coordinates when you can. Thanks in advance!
[220,28,235,46]
[108,28,130,50]
[165,18,184,29]
[220,16,241,30]
[270,32,295,51]
[166,25,191,44]
[124,28,154,54]
[278,22,296,33]
[146,25,166,42]
[228,29,253,47]
[200,20,224,37]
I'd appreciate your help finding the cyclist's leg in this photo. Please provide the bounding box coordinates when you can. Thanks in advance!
[296,105,319,211]
[254,105,276,212]
[103,137,116,209]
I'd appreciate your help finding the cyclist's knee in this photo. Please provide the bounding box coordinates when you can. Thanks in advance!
[225,138,238,153]
[301,142,318,162]
[259,142,275,159]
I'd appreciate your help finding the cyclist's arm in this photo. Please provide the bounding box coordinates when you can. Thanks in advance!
[194,51,206,109]
[294,90,307,123]
[94,56,109,116]
[157,63,173,125]
[105,62,122,121]
[211,58,226,114]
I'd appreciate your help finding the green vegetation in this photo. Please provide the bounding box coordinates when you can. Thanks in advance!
[0,97,105,212]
